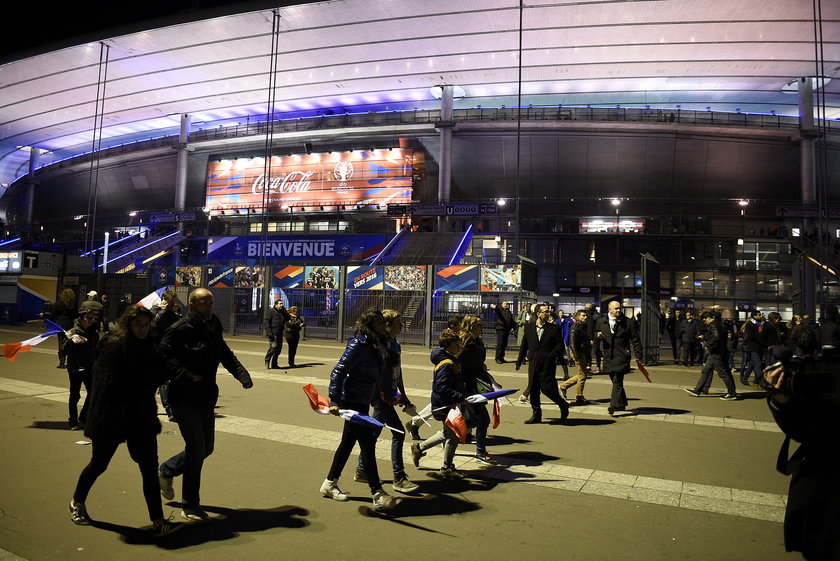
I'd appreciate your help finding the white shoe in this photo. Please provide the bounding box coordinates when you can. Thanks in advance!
[320,478,349,502]
[372,489,399,511]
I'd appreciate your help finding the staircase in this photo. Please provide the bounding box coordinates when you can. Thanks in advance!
[99,230,187,273]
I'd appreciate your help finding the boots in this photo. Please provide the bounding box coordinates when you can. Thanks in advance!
[524,411,542,424]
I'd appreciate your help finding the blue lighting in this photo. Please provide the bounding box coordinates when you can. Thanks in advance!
[97,231,180,268]
[448,224,474,267]
[0,237,22,248]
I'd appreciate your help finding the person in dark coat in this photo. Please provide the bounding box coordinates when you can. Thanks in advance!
[151,289,181,421]
[69,305,181,537]
[677,310,701,366]
[741,310,766,386]
[490,301,514,364]
[560,309,592,405]
[264,299,291,369]
[319,308,398,511]
[63,311,100,430]
[684,311,739,400]
[764,354,840,560]
[79,291,104,331]
[284,306,304,367]
[515,304,570,424]
[158,288,253,523]
[458,315,496,464]
[52,288,78,368]
[596,300,644,415]
[99,294,111,333]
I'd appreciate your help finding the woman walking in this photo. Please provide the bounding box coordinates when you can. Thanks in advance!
[69,305,181,537]
[459,315,497,464]
[320,308,398,511]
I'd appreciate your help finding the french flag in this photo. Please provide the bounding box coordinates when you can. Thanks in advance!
[2,320,65,362]
[137,287,168,309]
[303,383,331,415]
[445,406,469,444]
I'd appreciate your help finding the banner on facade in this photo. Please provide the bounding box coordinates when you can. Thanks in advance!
[348,265,383,290]
[176,266,202,287]
[204,149,418,212]
[207,266,235,288]
[480,265,521,292]
[305,266,340,289]
[385,265,426,290]
[207,235,386,263]
[234,266,265,287]
[435,265,479,291]
[272,265,305,289]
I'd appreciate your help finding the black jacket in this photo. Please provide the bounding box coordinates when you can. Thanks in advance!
[64,318,100,371]
[460,337,493,394]
[595,314,643,374]
[161,310,252,403]
[430,347,465,421]
[569,321,592,361]
[516,321,565,377]
[265,305,291,337]
[84,334,167,441]
[493,306,514,331]
[328,334,385,407]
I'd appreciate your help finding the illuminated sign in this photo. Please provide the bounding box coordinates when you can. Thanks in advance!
[205,149,419,212]
[0,251,21,273]
[579,217,645,234]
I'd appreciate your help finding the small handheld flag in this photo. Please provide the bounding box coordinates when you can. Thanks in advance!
[2,321,64,362]
[636,360,652,383]
[445,406,469,443]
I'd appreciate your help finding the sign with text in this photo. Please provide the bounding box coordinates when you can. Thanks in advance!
[348,265,384,290]
[205,149,418,211]
[207,235,386,263]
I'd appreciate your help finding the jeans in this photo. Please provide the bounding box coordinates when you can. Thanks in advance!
[471,403,491,456]
[264,333,284,366]
[418,425,459,468]
[160,397,216,508]
[327,402,381,493]
[495,329,509,362]
[67,368,91,426]
[357,401,405,479]
[695,354,736,395]
[74,434,163,521]
[742,351,764,383]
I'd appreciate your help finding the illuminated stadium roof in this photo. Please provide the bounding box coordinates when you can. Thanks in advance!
[0,0,838,191]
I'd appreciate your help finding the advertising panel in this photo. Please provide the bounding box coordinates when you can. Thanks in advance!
[0,251,21,273]
[207,235,386,263]
[234,266,265,287]
[480,265,521,292]
[434,265,478,291]
[385,265,426,290]
[347,265,384,290]
[205,149,418,211]
[176,267,202,287]
[304,266,340,289]
[272,265,304,289]
[207,266,235,288]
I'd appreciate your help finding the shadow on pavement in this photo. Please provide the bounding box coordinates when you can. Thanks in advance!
[100,505,310,549]
[548,417,614,426]
[28,420,72,430]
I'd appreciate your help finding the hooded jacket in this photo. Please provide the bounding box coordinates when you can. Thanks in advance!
[328,334,385,407]
[430,347,466,421]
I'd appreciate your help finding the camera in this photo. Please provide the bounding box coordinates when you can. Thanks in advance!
[767,345,837,401]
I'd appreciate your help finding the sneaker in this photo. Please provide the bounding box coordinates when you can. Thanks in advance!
[69,423,83,431]
[69,500,91,525]
[159,472,175,500]
[152,518,184,537]
[405,421,422,441]
[353,470,368,483]
[180,507,211,523]
[683,388,701,397]
[474,453,498,466]
[372,489,399,511]
[320,478,349,502]
[720,393,739,401]
[410,443,425,468]
[439,465,465,479]
[392,475,420,493]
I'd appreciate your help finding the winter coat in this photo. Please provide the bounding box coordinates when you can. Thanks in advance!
[595,314,643,374]
[161,309,252,404]
[83,333,166,441]
[429,347,466,421]
[459,337,493,394]
[265,305,291,338]
[328,334,385,407]
[63,318,100,371]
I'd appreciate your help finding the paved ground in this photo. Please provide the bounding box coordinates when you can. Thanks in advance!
[0,325,801,561]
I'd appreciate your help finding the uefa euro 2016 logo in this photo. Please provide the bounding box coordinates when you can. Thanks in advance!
[333,161,353,191]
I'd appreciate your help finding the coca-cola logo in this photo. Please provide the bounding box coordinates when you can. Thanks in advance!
[252,171,314,194]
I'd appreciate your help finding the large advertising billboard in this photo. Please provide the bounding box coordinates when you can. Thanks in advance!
[207,235,386,263]
[205,149,418,211]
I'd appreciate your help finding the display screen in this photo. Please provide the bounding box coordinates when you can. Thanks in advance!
[0,251,21,273]
[205,149,417,212]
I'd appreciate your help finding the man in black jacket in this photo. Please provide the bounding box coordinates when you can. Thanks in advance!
[158,288,253,523]
[596,300,643,415]
[264,299,291,369]
[515,304,570,424]
[491,301,514,363]
[684,311,739,400]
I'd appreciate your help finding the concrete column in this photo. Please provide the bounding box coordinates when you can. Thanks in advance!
[24,148,41,233]
[437,86,454,231]
[175,113,191,211]
[798,77,816,204]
